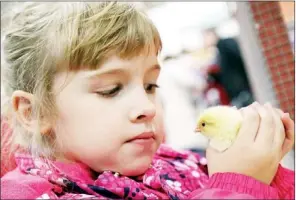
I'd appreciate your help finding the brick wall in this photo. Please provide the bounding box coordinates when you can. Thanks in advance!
[249,2,295,119]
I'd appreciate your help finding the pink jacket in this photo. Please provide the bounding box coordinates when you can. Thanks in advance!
[1,145,294,199]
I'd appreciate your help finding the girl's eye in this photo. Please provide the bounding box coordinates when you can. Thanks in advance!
[145,83,159,94]
[96,84,122,98]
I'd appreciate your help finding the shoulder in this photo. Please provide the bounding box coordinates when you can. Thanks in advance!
[1,168,52,199]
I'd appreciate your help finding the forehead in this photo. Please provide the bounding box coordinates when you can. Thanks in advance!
[79,53,160,81]
[101,53,159,69]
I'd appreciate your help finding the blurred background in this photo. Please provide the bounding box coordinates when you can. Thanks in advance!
[1,2,295,169]
[142,2,295,169]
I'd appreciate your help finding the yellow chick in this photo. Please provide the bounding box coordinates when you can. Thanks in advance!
[195,106,242,152]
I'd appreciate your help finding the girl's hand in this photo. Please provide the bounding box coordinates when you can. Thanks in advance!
[269,107,294,159]
[206,102,294,185]
[279,112,294,160]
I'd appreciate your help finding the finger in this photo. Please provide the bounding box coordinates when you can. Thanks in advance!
[281,113,295,157]
[272,107,285,151]
[254,103,274,146]
[236,102,260,143]
[275,108,284,116]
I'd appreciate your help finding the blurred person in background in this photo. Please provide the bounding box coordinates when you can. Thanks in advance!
[158,51,208,155]
[196,47,231,106]
[202,28,254,108]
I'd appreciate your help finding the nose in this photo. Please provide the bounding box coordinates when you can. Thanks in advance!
[129,95,156,123]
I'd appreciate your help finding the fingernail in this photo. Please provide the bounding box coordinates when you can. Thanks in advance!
[285,113,290,118]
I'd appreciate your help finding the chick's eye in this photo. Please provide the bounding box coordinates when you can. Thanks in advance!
[202,122,206,127]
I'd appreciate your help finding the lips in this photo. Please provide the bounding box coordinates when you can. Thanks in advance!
[127,132,155,142]
[127,132,155,143]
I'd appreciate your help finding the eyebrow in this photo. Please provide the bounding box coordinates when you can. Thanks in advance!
[87,64,161,80]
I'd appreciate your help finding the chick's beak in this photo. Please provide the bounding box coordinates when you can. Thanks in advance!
[195,127,201,133]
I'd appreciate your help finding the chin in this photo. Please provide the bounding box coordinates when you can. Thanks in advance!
[120,158,152,176]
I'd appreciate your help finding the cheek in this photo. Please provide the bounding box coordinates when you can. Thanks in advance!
[53,94,126,145]
[154,101,165,142]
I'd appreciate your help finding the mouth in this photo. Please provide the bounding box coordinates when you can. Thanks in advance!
[127,132,155,144]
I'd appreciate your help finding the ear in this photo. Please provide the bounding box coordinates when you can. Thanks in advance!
[11,90,52,135]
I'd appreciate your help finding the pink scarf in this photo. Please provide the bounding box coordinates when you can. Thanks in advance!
[15,144,209,199]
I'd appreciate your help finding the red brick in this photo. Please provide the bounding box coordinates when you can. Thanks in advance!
[283,98,292,108]
[290,108,295,113]
[278,94,287,102]
[274,83,286,93]
[265,19,279,28]
[250,2,259,12]
[267,58,277,68]
[279,72,293,81]
[257,2,269,10]
[264,49,273,58]
[262,22,274,30]
[287,91,295,101]
[282,81,294,89]
[260,25,268,32]
[268,66,280,76]
[275,91,286,101]
[279,102,290,112]
[273,56,286,66]
[288,63,295,73]
[254,14,261,22]
[284,54,295,62]
[250,1,294,117]
[259,30,267,39]
[289,62,295,68]
[261,42,270,51]
[264,37,279,48]
[276,25,288,34]
[271,74,282,83]
[281,100,291,110]
[261,12,274,22]
[268,2,280,11]
[278,35,289,44]
[278,100,285,109]
[280,45,292,54]
[268,57,281,69]
[267,28,276,37]
[274,12,284,20]
[274,47,282,56]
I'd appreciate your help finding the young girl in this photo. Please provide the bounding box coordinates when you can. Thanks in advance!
[1,2,294,199]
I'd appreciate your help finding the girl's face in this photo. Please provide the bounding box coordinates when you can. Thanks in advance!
[52,52,164,176]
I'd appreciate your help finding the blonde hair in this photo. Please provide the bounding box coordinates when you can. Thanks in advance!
[1,2,162,158]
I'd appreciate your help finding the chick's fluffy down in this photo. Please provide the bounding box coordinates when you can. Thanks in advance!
[196,106,242,151]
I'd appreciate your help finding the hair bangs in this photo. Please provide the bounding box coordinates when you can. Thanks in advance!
[57,2,162,71]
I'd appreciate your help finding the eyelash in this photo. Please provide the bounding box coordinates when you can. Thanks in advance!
[96,84,122,98]
[145,83,159,94]
[96,83,159,98]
